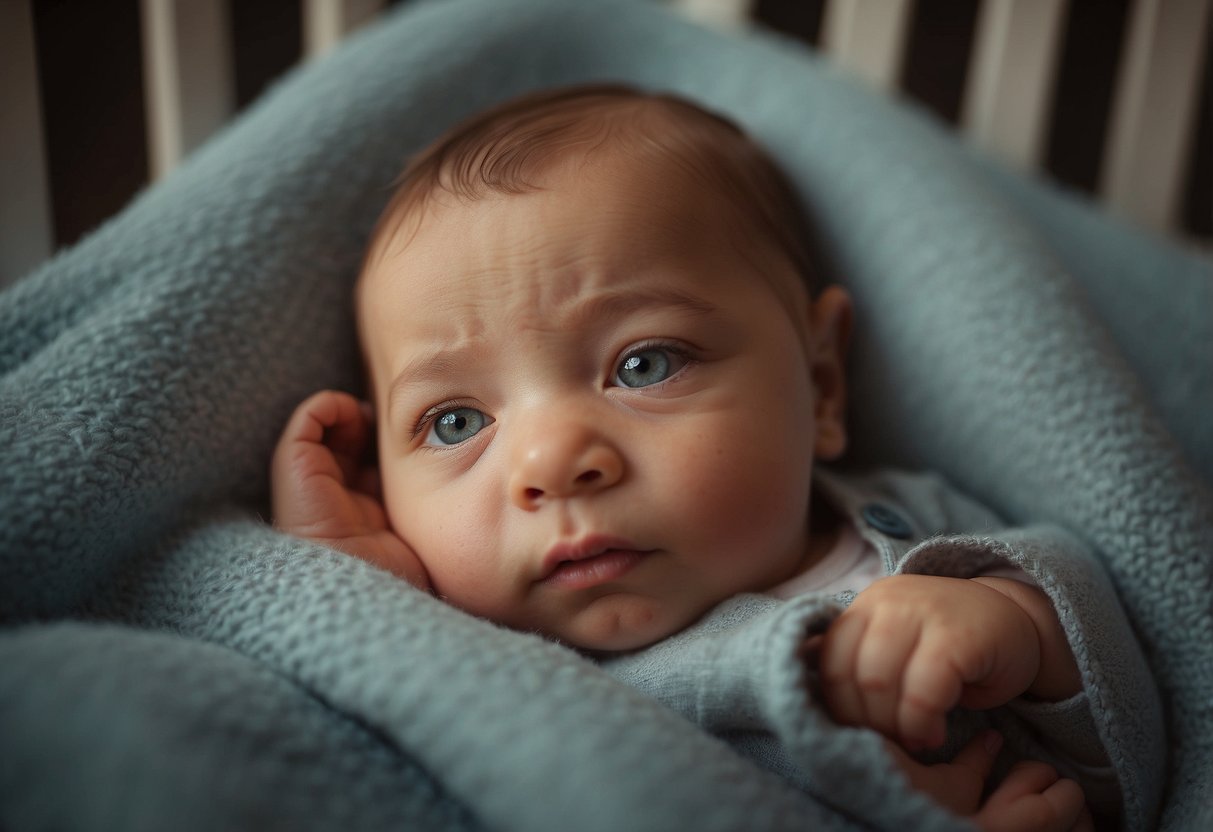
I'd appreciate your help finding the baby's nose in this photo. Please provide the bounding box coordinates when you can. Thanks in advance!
[509,424,624,510]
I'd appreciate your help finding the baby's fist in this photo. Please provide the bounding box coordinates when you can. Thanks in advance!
[818,574,1039,750]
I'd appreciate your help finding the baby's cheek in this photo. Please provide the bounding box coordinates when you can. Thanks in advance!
[407,522,476,583]
[680,437,812,549]
[402,504,515,613]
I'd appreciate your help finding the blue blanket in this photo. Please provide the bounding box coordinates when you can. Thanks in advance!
[2,0,1210,828]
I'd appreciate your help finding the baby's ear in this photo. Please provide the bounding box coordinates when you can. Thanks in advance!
[808,285,853,357]
[807,286,852,460]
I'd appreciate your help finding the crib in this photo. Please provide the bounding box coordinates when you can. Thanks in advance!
[1,0,1209,288]
[2,2,1212,830]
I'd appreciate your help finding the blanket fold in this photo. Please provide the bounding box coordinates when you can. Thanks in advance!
[2,0,1210,829]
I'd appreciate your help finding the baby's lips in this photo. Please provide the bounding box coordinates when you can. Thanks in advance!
[538,533,643,581]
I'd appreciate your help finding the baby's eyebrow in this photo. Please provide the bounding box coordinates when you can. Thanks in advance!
[388,347,474,418]
[568,286,718,328]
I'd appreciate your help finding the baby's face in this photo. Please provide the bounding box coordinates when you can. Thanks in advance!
[357,150,850,651]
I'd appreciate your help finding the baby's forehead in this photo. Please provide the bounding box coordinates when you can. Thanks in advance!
[377,155,758,279]
[356,171,809,362]
[363,96,760,250]
[360,144,744,287]
[357,87,817,337]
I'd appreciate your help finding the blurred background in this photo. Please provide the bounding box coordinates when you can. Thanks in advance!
[2,0,1210,288]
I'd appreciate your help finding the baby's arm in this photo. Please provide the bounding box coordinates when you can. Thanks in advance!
[271,390,430,589]
[818,574,1080,752]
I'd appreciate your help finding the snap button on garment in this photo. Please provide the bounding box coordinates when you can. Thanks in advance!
[861,504,914,540]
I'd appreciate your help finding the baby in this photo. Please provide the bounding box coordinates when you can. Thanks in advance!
[272,85,1101,829]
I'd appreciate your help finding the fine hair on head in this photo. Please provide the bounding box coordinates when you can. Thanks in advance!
[362,83,821,292]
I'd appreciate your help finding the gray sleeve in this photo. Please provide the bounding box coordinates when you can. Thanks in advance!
[598,593,843,734]
[998,694,1122,816]
[600,593,978,832]
[900,525,1166,829]
[603,489,1165,829]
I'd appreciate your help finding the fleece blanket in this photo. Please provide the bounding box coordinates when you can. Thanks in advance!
[1,0,1210,829]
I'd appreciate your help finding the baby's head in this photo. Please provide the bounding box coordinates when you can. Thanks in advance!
[356,85,852,651]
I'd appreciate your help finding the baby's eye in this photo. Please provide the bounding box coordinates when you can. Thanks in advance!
[425,407,492,446]
[613,346,688,388]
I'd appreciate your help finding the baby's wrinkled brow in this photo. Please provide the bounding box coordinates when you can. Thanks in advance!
[387,346,476,418]
[566,287,718,328]
[384,286,719,419]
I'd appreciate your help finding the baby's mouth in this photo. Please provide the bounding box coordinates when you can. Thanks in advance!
[539,534,654,590]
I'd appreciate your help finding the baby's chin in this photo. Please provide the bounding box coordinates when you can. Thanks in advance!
[550,596,703,654]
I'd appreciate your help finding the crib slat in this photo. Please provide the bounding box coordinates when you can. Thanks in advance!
[0,0,54,285]
[1101,0,1212,232]
[304,0,385,58]
[962,0,1069,170]
[140,0,234,180]
[821,0,914,90]
[672,0,756,30]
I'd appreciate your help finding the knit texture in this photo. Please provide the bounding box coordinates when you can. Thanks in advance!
[602,470,1164,829]
[1,0,1210,828]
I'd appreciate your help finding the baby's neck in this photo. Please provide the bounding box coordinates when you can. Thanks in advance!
[794,492,846,581]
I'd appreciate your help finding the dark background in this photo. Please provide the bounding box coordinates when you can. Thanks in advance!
[30,0,1212,249]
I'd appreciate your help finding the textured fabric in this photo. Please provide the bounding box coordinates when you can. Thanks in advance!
[602,468,1159,827]
[1,0,1210,829]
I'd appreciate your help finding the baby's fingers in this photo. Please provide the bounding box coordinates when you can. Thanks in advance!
[284,390,371,482]
[977,761,1088,832]
[887,730,1001,817]
[818,612,869,728]
[851,614,924,739]
[301,390,370,456]
[897,640,963,750]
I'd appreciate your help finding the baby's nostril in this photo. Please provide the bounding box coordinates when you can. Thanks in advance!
[525,487,543,500]
[576,470,602,485]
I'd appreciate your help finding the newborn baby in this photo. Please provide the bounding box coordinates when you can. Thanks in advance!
[273,85,1107,830]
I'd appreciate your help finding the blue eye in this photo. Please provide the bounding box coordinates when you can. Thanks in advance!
[615,347,683,388]
[426,407,491,446]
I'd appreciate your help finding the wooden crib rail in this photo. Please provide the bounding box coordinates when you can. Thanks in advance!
[1,0,54,286]
[681,0,1210,239]
[2,0,386,285]
[2,0,1210,286]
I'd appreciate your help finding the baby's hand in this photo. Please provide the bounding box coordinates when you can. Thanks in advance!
[818,574,1040,750]
[887,731,1091,832]
[271,390,430,590]
[976,759,1092,832]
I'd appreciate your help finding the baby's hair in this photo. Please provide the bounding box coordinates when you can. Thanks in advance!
[364,84,820,290]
